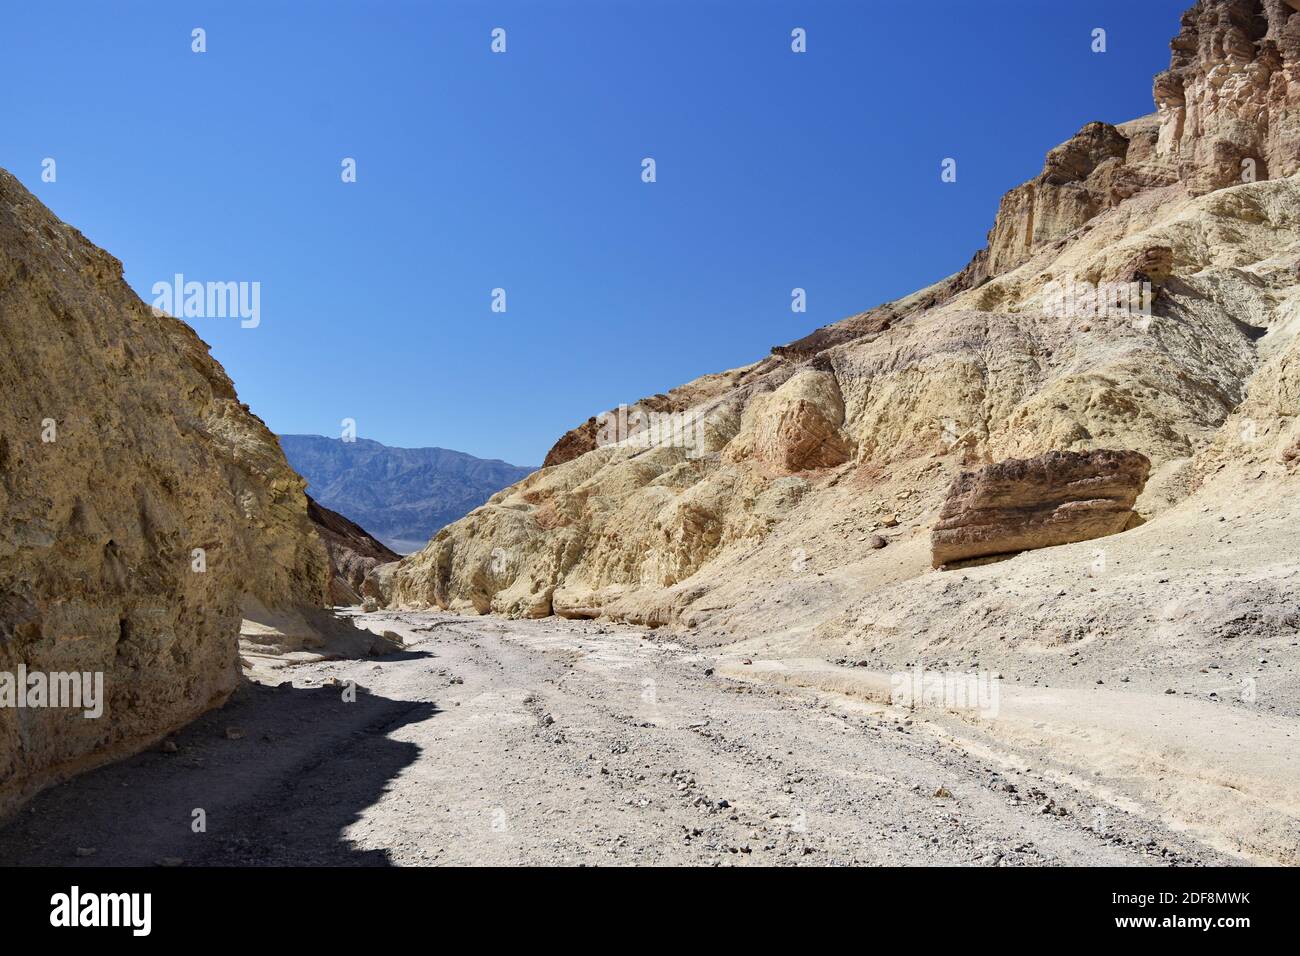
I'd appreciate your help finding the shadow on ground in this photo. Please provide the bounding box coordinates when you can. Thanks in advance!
[0,677,438,866]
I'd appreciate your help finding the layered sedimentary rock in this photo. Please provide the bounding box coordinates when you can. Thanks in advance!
[930,450,1151,567]
[959,121,1159,288]
[725,370,854,473]
[541,375,744,469]
[0,168,330,815]
[389,0,1300,630]
[958,0,1300,289]
[307,496,399,605]
[1154,0,1300,195]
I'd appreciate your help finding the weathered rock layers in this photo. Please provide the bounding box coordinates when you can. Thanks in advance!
[387,0,1300,628]
[959,120,1155,288]
[960,0,1300,289]
[930,450,1151,568]
[0,169,329,815]
[1155,0,1300,194]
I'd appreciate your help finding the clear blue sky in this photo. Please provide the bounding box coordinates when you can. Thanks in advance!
[1,0,1188,465]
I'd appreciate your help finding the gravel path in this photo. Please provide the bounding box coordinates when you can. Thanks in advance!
[0,611,1232,866]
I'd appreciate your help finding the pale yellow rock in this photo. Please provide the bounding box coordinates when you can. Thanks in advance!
[391,17,1300,638]
[725,369,853,473]
[0,169,330,816]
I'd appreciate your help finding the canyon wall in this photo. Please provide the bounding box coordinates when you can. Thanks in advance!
[0,169,330,815]
[389,0,1300,641]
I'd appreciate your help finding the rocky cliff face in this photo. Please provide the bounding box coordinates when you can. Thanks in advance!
[959,0,1300,287]
[959,120,1164,288]
[0,169,330,815]
[1155,0,1300,194]
[388,0,1300,645]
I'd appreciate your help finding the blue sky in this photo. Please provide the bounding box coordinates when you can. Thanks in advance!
[1,0,1188,465]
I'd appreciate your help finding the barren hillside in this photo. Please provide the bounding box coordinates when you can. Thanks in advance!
[387,0,1300,645]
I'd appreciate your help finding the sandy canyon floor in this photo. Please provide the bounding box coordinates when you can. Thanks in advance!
[2,609,1286,867]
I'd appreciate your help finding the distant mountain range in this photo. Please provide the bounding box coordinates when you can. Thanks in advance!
[279,435,536,554]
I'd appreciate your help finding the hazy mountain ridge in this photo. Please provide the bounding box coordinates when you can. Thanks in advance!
[279,434,536,553]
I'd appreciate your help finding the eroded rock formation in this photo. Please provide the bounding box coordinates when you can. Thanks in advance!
[1154,0,1300,194]
[959,121,1155,288]
[725,370,853,473]
[389,0,1300,632]
[0,169,330,815]
[930,450,1151,568]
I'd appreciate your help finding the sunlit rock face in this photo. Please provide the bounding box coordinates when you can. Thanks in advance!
[388,1,1300,645]
[930,450,1151,568]
[0,168,330,816]
[1154,0,1300,194]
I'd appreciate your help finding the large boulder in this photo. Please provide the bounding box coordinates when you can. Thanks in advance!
[930,450,1151,568]
[361,559,402,606]
[726,370,853,473]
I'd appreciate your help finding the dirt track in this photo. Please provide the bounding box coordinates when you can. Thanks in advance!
[0,611,1235,866]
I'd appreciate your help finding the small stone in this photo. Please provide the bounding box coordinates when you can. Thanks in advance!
[868,535,887,550]
[74,847,97,858]
[224,726,245,740]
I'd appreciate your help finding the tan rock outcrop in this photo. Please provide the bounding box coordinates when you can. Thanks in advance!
[1154,0,1300,195]
[930,450,1151,568]
[389,1,1300,640]
[361,559,401,605]
[542,372,746,468]
[725,370,853,473]
[0,168,330,816]
[960,122,1137,287]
